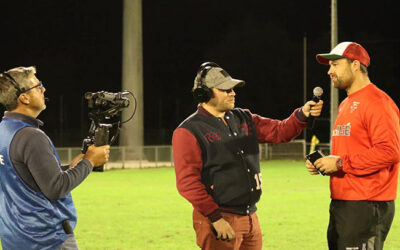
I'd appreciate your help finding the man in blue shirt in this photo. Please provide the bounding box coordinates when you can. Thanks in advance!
[0,66,110,250]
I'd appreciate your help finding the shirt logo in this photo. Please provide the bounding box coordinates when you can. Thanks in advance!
[332,123,351,136]
[204,132,222,143]
[0,154,5,165]
[350,101,360,113]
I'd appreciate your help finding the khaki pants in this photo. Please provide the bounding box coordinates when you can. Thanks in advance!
[193,209,263,250]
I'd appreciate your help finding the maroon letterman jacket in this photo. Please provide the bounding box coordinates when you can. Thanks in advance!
[172,106,307,222]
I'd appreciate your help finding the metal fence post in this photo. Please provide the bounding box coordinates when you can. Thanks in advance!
[155,146,158,167]
[139,146,142,168]
[170,145,173,166]
[122,146,126,169]
[68,148,72,163]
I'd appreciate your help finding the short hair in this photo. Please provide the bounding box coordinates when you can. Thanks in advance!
[346,59,368,75]
[360,64,368,75]
[0,66,37,111]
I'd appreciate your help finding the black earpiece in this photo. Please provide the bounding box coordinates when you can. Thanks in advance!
[1,72,23,97]
[192,62,219,103]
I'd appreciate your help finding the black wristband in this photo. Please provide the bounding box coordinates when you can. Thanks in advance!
[296,108,308,122]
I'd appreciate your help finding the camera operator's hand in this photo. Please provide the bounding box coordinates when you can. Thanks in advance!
[84,145,110,167]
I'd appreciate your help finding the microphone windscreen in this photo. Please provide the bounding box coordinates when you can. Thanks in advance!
[313,87,323,97]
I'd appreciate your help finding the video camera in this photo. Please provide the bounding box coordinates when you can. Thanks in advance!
[82,90,136,171]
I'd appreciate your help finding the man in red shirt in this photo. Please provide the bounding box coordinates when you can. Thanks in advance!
[173,62,323,250]
[306,42,400,250]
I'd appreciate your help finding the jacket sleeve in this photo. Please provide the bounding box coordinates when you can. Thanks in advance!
[340,99,400,175]
[172,127,221,221]
[251,108,307,143]
[12,127,92,200]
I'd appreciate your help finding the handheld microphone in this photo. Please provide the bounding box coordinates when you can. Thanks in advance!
[307,87,323,129]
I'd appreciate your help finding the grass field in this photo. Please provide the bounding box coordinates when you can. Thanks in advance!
[1,160,400,249]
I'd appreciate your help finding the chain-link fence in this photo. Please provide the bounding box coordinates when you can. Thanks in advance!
[57,140,313,170]
[57,145,174,170]
[259,139,306,160]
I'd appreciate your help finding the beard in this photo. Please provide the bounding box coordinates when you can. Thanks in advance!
[331,69,355,90]
[332,77,346,89]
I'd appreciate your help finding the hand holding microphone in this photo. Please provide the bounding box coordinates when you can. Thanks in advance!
[303,87,323,129]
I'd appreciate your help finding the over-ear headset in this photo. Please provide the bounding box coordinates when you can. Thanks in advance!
[1,72,24,97]
[192,62,220,103]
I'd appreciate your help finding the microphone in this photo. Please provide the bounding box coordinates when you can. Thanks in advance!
[307,87,323,129]
[44,97,50,103]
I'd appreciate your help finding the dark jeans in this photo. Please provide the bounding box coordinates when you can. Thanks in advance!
[327,200,395,250]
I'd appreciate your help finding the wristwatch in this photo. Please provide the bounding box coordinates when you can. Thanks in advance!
[336,157,343,171]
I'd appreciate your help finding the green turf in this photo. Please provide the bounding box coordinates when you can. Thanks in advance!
[1,160,399,249]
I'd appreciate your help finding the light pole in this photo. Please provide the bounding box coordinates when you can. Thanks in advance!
[330,0,338,152]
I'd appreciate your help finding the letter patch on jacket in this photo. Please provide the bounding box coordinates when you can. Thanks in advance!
[204,132,222,143]
[238,122,253,136]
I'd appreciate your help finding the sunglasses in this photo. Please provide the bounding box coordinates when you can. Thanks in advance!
[216,88,234,94]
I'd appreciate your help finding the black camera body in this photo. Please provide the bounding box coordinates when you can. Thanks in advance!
[82,90,131,171]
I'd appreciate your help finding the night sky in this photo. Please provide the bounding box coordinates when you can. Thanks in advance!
[1,0,399,146]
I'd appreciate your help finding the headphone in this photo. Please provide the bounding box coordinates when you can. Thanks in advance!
[1,72,24,97]
[192,62,220,103]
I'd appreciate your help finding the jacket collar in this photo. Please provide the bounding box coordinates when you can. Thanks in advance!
[3,111,43,128]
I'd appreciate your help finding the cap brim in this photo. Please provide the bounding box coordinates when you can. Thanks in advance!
[215,78,245,90]
[316,54,344,65]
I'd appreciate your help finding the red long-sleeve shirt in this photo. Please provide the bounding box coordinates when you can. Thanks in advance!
[331,83,400,200]
[172,106,307,218]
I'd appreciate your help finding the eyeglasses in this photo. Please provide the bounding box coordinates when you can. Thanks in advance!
[22,82,44,93]
[216,88,234,94]
[1,72,44,96]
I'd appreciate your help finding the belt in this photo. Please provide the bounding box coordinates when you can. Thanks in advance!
[220,204,257,215]
[62,220,73,234]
